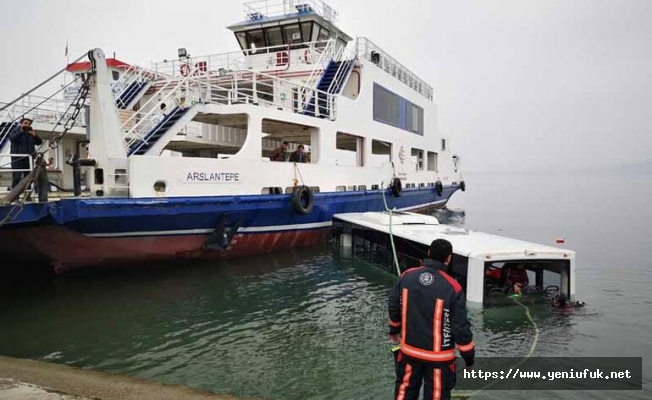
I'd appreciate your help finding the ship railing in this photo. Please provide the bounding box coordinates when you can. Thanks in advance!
[206,68,338,119]
[122,67,203,148]
[124,59,340,149]
[356,37,434,101]
[152,40,332,79]
[297,38,337,109]
[324,40,358,94]
[243,0,338,24]
[113,64,159,104]
[0,94,88,136]
[0,153,34,193]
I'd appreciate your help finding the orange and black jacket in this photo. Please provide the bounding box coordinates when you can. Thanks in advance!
[388,259,475,366]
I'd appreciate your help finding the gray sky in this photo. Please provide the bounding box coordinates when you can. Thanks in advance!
[1,0,650,173]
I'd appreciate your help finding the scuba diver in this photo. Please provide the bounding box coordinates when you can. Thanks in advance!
[551,293,586,309]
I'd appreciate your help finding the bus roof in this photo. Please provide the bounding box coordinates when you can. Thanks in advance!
[333,212,575,261]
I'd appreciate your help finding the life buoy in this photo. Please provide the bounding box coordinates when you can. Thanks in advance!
[291,185,314,215]
[460,181,466,192]
[304,49,311,64]
[391,177,402,198]
[180,64,190,77]
[435,180,443,196]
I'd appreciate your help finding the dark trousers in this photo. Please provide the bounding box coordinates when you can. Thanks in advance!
[11,159,30,189]
[394,352,456,400]
[10,157,36,191]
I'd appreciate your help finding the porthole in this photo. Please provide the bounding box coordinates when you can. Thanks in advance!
[154,180,167,193]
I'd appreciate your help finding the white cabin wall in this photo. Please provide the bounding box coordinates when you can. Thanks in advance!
[334,58,454,185]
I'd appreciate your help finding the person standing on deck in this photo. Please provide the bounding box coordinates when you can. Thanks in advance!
[270,141,289,162]
[289,144,307,163]
[388,239,475,400]
[9,118,42,189]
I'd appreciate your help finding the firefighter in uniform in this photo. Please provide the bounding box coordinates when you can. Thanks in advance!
[388,239,475,400]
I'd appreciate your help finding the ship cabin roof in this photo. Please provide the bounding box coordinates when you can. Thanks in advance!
[228,0,352,53]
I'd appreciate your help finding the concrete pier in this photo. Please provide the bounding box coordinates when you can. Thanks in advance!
[0,356,253,400]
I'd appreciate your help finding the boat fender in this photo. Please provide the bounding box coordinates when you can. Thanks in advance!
[291,185,314,215]
[391,178,402,198]
[435,180,443,196]
[460,180,466,192]
[180,64,190,77]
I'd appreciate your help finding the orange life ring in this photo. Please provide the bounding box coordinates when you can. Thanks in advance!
[180,64,190,77]
[304,49,311,64]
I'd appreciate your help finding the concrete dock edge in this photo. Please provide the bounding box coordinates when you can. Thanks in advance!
[0,356,255,400]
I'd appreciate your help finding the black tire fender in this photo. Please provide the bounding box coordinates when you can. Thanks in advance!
[291,185,314,215]
[460,181,466,192]
[391,178,402,197]
[435,180,443,196]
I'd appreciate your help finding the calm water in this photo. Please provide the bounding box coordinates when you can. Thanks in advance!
[1,171,651,399]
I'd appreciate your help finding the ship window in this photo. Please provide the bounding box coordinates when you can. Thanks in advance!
[370,139,392,167]
[246,29,266,53]
[153,180,167,193]
[282,24,302,47]
[373,84,400,127]
[301,22,313,44]
[411,148,424,171]
[406,102,423,135]
[374,83,425,135]
[427,151,437,171]
[311,25,321,42]
[235,31,248,51]
[336,132,364,167]
[265,27,284,47]
[262,187,283,195]
[318,28,330,41]
[316,27,330,48]
[112,71,120,81]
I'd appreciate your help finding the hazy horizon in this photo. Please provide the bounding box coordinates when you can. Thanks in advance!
[1,0,649,173]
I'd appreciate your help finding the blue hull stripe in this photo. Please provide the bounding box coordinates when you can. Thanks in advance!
[1,187,459,237]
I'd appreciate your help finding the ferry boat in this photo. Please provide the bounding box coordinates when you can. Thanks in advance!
[0,0,465,272]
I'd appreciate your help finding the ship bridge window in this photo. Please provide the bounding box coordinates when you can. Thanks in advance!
[301,22,313,44]
[246,29,266,53]
[265,27,284,47]
[235,31,248,51]
[112,71,120,81]
[316,27,330,48]
[282,24,303,48]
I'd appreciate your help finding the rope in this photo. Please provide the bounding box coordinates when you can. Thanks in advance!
[380,181,401,278]
[293,162,306,187]
[451,296,540,398]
